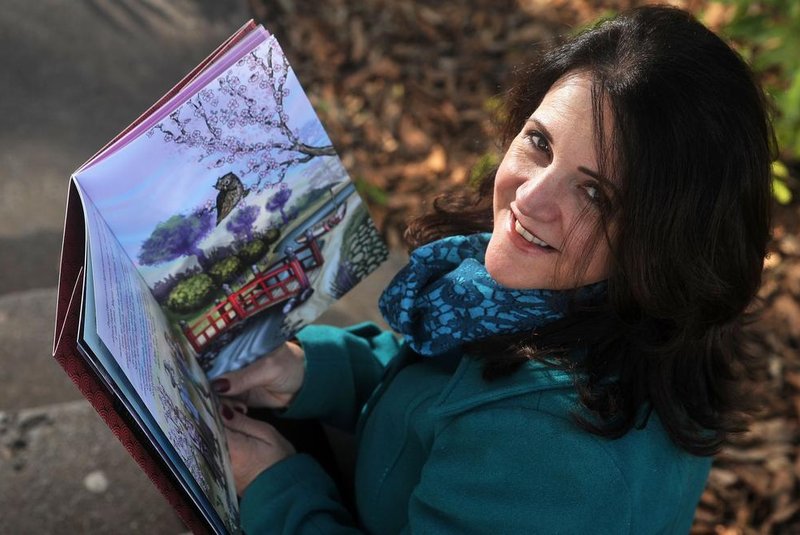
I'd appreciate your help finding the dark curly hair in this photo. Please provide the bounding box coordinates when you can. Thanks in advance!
[404,5,776,456]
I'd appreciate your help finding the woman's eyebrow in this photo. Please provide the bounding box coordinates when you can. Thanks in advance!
[578,166,601,180]
[579,166,618,196]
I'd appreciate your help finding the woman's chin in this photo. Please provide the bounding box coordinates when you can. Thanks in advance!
[485,251,530,289]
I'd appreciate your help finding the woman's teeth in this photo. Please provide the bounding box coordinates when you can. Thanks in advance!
[515,220,550,248]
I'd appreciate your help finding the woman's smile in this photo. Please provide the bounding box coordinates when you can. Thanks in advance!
[508,210,557,253]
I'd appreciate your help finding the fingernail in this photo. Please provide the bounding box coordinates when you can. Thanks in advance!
[222,405,234,420]
[233,405,246,414]
[212,378,230,393]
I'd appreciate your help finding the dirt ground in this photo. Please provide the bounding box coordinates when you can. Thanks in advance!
[249,1,800,533]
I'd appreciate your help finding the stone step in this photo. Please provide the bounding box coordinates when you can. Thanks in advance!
[0,400,185,534]
[0,287,83,410]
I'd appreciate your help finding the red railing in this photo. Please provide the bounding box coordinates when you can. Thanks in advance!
[182,237,323,354]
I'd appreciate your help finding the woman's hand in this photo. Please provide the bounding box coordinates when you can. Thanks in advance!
[221,404,296,495]
[212,341,306,409]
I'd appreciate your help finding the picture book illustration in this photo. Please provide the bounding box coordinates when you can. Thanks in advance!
[75,30,388,378]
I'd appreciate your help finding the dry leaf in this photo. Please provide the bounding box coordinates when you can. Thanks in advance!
[424,145,447,173]
[398,115,430,154]
[769,295,800,339]
[779,235,800,257]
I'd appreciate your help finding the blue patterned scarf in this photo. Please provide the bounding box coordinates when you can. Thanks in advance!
[379,233,606,356]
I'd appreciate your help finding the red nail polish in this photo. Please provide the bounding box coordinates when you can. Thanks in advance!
[222,405,234,420]
[212,378,230,393]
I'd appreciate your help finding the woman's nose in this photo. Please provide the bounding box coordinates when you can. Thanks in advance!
[515,170,562,223]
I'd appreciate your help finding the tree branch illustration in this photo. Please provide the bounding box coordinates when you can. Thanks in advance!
[147,40,335,191]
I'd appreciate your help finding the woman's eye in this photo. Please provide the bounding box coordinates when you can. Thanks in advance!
[526,131,551,155]
[582,183,603,205]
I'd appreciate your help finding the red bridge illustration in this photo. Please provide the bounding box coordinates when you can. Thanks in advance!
[181,203,346,354]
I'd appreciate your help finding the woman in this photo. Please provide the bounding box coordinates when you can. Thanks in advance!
[214,5,774,533]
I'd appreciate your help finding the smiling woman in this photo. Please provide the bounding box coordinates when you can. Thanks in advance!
[216,5,775,534]
[407,4,774,454]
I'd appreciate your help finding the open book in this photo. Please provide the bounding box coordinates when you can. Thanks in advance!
[52,21,388,533]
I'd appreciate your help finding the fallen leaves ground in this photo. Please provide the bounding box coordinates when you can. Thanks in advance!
[250,1,800,532]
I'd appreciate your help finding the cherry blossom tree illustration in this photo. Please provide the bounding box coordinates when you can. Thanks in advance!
[266,187,293,224]
[225,204,260,242]
[138,209,215,267]
[147,37,335,194]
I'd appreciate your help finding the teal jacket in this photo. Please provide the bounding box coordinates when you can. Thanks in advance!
[240,323,711,534]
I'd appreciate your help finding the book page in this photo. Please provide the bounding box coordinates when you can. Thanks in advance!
[74,30,388,377]
[80,244,224,531]
[77,184,239,533]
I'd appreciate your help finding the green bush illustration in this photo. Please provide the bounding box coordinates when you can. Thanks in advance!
[238,238,267,265]
[166,274,215,313]
[263,227,281,246]
[209,256,243,284]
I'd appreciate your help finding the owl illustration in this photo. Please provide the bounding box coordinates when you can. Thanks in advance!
[213,172,247,225]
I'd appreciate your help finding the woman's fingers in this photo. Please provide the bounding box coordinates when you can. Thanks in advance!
[223,425,273,495]
[212,357,273,398]
[227,399,248,415]
[221,405,296,495]
[221,403,275,443]
[211,341,305,409]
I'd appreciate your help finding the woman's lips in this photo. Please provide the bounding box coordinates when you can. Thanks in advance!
[514,219,551,248]
[508,212,557,254]
[511,211,556,251]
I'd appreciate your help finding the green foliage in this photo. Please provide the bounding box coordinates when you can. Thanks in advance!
[483,95,506,124]
[709,0,798,202]
[166,274,215,314]
[238,238,267,264]
[391,83,405,99]
[772,160,793,204]
[469,152,500,189]
[570,9,617,34]
[718,1,800,152]
[208,256,243,284]
[354,175,389,206]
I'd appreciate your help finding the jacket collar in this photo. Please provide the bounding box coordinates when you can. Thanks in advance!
[429,352,578,418]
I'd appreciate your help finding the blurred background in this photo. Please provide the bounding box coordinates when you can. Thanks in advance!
[1,0,798,533]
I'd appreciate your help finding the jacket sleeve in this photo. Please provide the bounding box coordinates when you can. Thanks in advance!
[278,322,401,432]
[400,407,634,534]
[239,453,363,534]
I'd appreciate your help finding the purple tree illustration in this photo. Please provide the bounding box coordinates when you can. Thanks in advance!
[139,210,215,267]
[266,187,293,224]
[147,37,335,192]
[226,204,260,242]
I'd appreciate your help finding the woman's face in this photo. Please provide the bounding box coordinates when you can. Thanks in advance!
[485,72,614,290]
